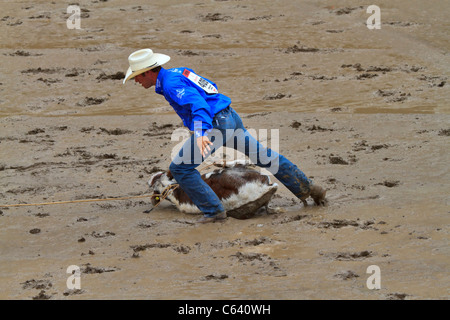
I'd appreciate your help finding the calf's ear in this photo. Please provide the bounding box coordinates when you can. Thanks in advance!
[148,172,164,187]
[166,170,174,180]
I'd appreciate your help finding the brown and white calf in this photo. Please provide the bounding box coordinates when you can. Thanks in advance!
[147,161,278,219]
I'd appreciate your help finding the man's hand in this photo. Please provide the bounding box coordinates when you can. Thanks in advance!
[197,135,213,158]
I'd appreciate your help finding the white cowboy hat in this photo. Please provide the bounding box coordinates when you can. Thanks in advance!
[123,48,170,84]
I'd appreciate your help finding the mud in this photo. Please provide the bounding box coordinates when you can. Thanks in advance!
[0,0,449,300]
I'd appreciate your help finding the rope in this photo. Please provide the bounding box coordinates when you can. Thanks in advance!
[1,156,231,209]
[0,184,179,209]
[150,184,179,210]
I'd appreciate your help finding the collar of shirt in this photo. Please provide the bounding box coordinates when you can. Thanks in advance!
[155,67,166,95]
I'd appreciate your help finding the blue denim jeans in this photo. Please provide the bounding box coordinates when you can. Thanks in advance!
[169,106,312,217]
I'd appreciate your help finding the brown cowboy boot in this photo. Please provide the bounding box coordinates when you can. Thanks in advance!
[196,211,227,224]
[300,185,327,206]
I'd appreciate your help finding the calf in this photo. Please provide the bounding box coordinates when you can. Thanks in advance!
[147,162,278,219]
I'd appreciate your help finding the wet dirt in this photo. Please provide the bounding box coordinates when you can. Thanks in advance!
[0,0,449,300]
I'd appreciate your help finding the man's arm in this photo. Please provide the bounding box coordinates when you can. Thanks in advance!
[168,84,215,156]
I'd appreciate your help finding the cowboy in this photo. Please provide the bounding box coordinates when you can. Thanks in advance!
[123,48,326,223]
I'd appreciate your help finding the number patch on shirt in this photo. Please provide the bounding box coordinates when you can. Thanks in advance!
[182,69,218,94]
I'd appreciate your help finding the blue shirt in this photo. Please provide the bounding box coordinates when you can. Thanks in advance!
[155,67,231,137]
